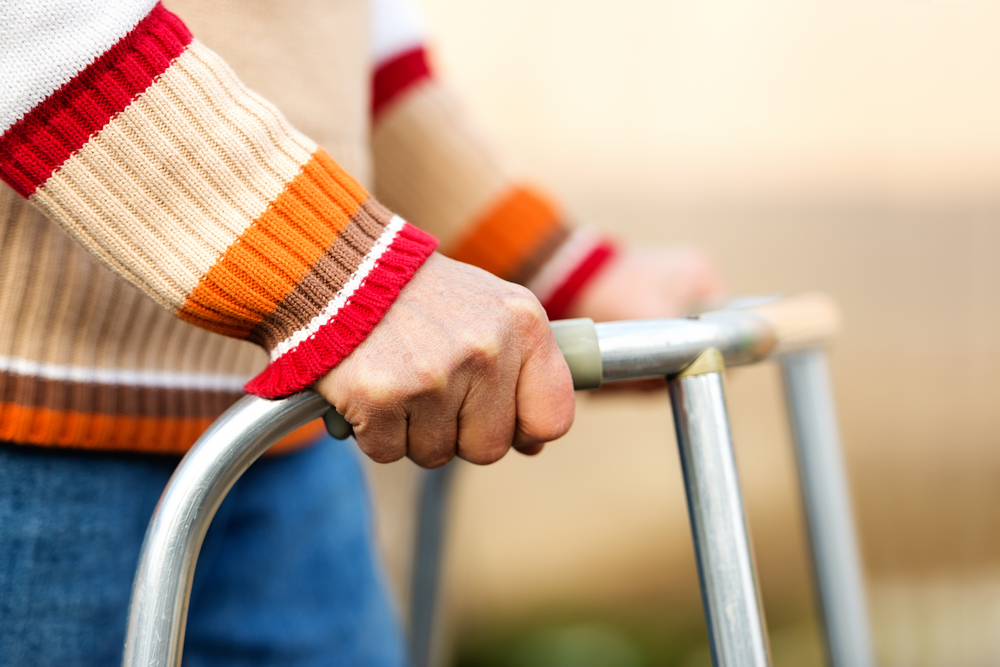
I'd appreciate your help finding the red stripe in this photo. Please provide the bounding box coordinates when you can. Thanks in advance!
[541,241,618,321]
[244,222,438,399]
[371,47,432,120]
[0,3,192,197]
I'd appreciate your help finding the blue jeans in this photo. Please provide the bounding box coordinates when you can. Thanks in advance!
[0,437,408,666]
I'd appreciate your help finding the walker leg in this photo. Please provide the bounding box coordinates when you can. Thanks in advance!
[779,349,874,667]
[668,349,771,667]
[409,462,457,667]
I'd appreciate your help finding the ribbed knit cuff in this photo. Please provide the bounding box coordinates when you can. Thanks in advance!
[245,220,436,398]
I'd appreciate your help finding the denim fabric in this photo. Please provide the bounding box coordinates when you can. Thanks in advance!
[0,437,408,667]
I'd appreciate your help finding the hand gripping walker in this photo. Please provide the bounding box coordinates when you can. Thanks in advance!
[122,294,874,667]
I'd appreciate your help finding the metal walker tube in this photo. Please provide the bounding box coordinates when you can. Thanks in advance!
[122,392,329,667]
[410,464,458,667]
[122,294,865,667]
[780,349,874,667]
[670,349,771,667]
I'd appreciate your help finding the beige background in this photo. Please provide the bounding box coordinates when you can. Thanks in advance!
[368,1,1000,665]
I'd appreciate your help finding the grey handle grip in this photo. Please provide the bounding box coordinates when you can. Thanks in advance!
[324,408,356,440]
[551,318,603,389]
[323,318,603,440]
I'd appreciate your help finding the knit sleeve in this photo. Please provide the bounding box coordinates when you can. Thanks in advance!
[369,0,615,320]
[0,1,437,399]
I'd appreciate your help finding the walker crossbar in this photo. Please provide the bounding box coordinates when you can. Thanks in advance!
[122,293,872,667]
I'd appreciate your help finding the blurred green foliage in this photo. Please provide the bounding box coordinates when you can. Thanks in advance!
[452,606,823,667]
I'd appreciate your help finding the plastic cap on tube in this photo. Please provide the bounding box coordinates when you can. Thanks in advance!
[550,318,603,390]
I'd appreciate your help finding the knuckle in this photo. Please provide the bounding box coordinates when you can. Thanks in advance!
[459,329,503,371]
[502,287,547,325]
[408,358,451,397]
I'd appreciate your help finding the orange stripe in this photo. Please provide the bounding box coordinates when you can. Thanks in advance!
[447,186,561,279]
[0,403,325,455]
[179,149,368,336]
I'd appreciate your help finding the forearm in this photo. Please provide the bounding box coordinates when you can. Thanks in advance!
[368,0,615,319]
[1,0,437,399]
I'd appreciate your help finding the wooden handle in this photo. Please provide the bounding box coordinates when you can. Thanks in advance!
[738,292,841,353]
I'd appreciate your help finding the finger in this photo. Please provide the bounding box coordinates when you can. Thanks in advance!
[455,369,517,466]
[513,331,575,450]
[514,442,545,456]
[350,404,408,464]
[406,392,461,469]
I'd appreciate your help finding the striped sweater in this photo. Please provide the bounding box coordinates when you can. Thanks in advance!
[0,0,614,454]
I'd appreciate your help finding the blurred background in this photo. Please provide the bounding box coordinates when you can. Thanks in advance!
[367,1,1000,665]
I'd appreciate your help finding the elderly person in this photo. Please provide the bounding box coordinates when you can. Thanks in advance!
[0,0,722,663]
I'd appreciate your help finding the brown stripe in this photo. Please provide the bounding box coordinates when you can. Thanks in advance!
[506,224,572,287]
[248,198,394,350]
[0,371,242,419]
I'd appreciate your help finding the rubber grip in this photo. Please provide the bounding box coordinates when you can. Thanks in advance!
[550,317,602,390]
[324,408,354,441]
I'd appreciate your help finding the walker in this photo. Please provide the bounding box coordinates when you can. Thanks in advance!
[122,294,874,667]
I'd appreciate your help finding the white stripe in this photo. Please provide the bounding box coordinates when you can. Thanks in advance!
[0,0,157,133]
[0,355,248,392]
[370,0,427,65]
[526,228,604,303]
[270,215,407,361]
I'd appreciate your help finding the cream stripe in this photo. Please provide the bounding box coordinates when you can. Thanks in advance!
[526,228,604,303]
[372,83,517,247]
[0,355,248,392]
[270,215,406,361]
[32,40,316,311]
